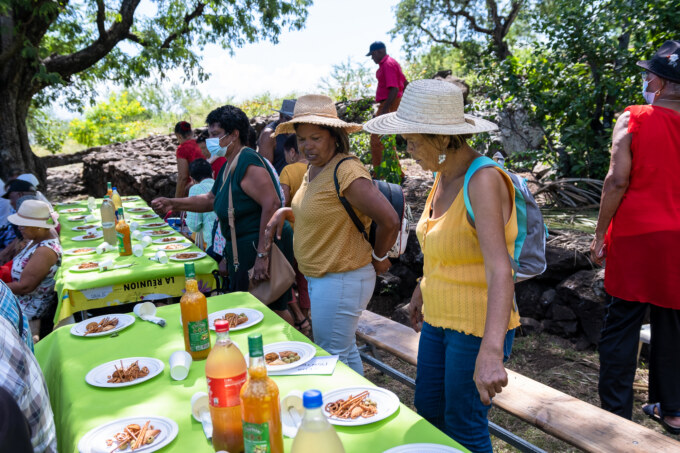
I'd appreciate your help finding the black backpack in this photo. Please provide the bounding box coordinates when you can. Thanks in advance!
[333,157,411,258]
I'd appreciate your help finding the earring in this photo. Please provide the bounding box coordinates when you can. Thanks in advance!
[438,153,447,164]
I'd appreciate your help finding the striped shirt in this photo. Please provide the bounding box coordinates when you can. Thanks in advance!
[0,280,33,351]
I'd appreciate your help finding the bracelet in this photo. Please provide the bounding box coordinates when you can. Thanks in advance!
[372,250,389,262]
[256,251,269,258]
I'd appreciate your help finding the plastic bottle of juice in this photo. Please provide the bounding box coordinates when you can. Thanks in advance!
[240,334,284,453]
[106,181,113,198]
[291,390,345,453]
[115,208,132,256]
[206,319,247,453]
[112,187,123,220]
[180,263,211,360]
[100,196,117,246]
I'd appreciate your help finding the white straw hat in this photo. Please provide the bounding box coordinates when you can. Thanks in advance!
[274,94,363,135]
[7,199,54,229]
[363,79,498,135]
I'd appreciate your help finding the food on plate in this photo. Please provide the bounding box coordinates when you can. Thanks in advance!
[84,317,119,335]
[128,207,149,212]
[144,222,166,227]
[106,420,161,451]
[174,252,199,259]
[136,214,157,219]
[161,237,179,243]
[70,215,87,220]
[150,229,172,235]
[77,262,99,270]
[325,391,378,419]
[107,360,150,384]
[63,208,84,213]
[265,350,300,366]
[74,225,97,230]
[121,197,138,202]
[221,312,248,328]
[159,243,186,250]
[70,248,95,254]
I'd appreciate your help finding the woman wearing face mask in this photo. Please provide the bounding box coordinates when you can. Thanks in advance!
[153,106,296,325]
[174,121,204,198]
[591,40,680,434]
[197,129,227,178]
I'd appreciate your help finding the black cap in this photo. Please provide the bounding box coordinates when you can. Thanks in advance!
[2,179,36,199]
[637,40,680,84]
[366,41,386,56]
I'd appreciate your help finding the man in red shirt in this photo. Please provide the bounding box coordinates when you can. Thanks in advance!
[367,41,407,176]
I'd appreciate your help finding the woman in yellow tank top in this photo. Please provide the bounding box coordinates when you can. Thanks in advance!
[364,80,519,453]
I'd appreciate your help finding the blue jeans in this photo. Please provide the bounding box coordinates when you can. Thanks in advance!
[306,263,376,375]
[415,323,515,453]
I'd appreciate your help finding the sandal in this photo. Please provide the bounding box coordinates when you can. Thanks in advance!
[643,403,680,435]
[294,316,311,336]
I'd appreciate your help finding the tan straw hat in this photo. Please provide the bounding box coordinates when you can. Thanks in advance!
[8,199,54,229]
[363,79,498,135]
[274,94,363,135]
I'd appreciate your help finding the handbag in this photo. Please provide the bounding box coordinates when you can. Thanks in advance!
[225,149,295,305]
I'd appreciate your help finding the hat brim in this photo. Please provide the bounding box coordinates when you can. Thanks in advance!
[7,213,52,229]
[272,108,295,117]
[274,115,363,136]
[363,112,498,136]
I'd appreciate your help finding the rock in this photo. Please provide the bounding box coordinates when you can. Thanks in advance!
[392,302,411,327]
[515,280,550,319]
[388,264,418,298]
[557,269,607,345]
[550,304,578,321]
[374,272,402,299]
[543,319,579,337]
[519,317,542,335]
[539,245,593,282]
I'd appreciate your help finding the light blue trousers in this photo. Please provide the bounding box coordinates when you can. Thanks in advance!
[306,263,376,375]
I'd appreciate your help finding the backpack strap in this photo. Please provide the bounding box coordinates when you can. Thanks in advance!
[334,157,369,242]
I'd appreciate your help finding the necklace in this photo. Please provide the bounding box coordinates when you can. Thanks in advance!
[657,98,680,103]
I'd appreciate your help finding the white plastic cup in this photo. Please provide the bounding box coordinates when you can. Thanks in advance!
[133,302,156,319]
[169,351,193,380]
[130,221,140,232]
[85,214,97,223]
[132,243,144,257]
[96,244,108,255]
[155,251,168,264]
[140,236,152,247]
[131,230,143,241]
[98,259,113,272]
[87,197,96,212]
[191,392,210,420]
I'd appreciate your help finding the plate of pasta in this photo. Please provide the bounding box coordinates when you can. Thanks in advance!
[323,386,399,426]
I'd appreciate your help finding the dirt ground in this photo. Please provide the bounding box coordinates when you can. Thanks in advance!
[361,332,673,452]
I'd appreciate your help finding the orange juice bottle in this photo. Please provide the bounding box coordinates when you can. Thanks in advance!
[180,263,211,360]
[115,208,132,256]
[206,319,247,452]
[240,334,284,453]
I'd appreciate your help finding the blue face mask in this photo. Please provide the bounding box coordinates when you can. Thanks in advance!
[206,134,229,157]
[642,80,656,105]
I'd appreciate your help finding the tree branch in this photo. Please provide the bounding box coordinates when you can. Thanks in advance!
[95,0,106,37]
[417,24,459,48]
[160,2,205,49]
[501,0,523,38]
[442,0,495,35]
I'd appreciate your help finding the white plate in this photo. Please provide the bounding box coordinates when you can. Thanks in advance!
[155,243,191,251]
[73,232,104,241]
[56,201,82,206]
[168,251,207,261]
[132,214,160,220]
[127,207,153,213]
[64,247,96,256]
[208,308,264,332]
[152,236,186,244]
[383,445,465,453]
[141,222,168,229]
[77,415,177,453]
[246,341,316,372]
[69,262,100,272]
[60,207,87,213]
[71,225,101,232]
[323,386,400,426]
[121,196,141,202]
[67,215,89,222]
[70,314,135,337]
[145,229,175,237]
[85,357,164,388]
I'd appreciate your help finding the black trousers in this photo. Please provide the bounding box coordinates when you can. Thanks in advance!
[0,386,33,453]
[598,294,680,419]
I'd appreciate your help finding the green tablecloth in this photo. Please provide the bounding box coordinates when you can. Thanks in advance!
[54,198,218,322]
[35,293,467,452]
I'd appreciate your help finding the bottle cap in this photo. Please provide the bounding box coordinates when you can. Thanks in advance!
[107,182,112,188]
[247,333,264,357]
[302,389,323,409]
[113,187,117,191]
[184,263,196,279]
[214,319,230,333]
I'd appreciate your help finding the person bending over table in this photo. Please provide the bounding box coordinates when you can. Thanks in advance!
[364,80,518,453]
[6,200,61,339]
[153,105,295,327]
[265,94,400,375]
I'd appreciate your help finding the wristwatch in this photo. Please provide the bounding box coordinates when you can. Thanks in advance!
[372,250,389,262]
[256,251,269,258]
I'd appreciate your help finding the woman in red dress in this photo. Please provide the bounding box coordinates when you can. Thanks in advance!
[591,40,680,434]
[174,121,204,198]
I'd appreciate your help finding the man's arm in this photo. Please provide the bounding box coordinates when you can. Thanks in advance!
[175,158,190,198]
[258,128,276,165]
[380,87,399,115]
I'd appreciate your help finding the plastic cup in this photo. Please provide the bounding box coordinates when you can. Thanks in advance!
[131,230,143,241]
[191,392,210,420]
[169,351,192,380]
[132,243,144,257]
[140,236,152,247]
[85,214,97,223]
[130,221,140,232]
[155,251,168,264]
[87,197,96,212]
[98,259,113,272]
[133,302,156,319]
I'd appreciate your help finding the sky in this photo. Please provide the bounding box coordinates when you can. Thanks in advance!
[54,0,406,118]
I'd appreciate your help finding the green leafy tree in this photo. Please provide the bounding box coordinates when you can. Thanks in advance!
[0,0,311,182]
[318,58,374,102]
[26,107,68,154]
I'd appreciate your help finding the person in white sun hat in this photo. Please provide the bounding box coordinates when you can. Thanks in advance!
[364,79,518,452]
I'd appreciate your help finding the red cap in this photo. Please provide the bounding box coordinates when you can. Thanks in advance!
[214,319,230,332]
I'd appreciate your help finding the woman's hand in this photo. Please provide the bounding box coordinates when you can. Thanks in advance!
[251,255,270,282]
[590,235,606,266]
[371,257,391,276]
[265,208,295,242]
[473,347,508,406]
[408,283,424,332]
[151,197,173,215]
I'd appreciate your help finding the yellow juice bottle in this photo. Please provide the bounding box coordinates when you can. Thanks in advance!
[115,208,132,256]
[180,263,211,360]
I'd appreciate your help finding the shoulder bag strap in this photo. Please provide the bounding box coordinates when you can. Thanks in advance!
[226,149,243,272]
[333,157,369,241]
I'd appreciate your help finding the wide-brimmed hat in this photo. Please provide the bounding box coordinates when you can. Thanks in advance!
[8,199,54,229]
[363,79,498,136]
[17,173,40,187]
[273,99,297,117]
[274,95,362,135]
[2,179,36,199]
[637,40,680,84]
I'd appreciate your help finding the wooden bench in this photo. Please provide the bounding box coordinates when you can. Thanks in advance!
[356,310,680,453]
